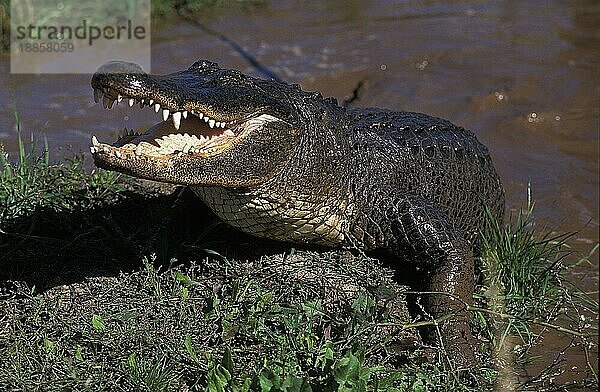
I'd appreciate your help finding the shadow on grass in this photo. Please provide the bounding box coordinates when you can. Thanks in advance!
[0,184,303,293]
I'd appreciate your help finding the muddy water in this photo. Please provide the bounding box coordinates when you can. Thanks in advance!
[0,0,598,384]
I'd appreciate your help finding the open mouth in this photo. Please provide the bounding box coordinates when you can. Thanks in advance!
[90,85,268,159]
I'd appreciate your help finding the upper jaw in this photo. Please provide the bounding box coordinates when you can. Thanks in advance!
[90,60,287,129]
[92,82,240,133]
[89,81,249,161]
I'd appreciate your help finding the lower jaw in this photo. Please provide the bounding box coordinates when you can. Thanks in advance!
[98,115,239,158]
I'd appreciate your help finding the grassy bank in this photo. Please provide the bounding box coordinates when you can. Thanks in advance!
[0,130,598,391]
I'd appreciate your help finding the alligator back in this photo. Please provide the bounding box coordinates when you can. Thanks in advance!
[347,108,504,246]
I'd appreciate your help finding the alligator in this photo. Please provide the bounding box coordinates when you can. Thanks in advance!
[89,60,504,364]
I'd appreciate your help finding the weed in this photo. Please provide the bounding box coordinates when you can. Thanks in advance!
[0,106,122,223]
[123,353,176,392]
[474,189,599,389]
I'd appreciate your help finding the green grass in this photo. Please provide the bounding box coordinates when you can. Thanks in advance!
[0,254,420,391]
[0,123,598,390]
[0,109,122,223]
[472,198,599,389]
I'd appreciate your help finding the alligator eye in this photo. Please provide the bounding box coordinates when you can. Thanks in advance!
[189,60,219,72]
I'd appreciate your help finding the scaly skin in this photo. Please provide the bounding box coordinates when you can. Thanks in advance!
[90,60,505,364]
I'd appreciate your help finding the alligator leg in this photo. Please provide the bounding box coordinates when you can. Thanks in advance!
[386,196,476,365]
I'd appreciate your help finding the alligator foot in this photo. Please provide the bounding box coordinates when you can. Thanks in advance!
[385,196,477,367]
[428,309,477,367]
[421,257,477,367]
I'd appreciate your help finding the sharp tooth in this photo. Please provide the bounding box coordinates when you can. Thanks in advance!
[162,109,170,121]
[117,94,123,103]
[149,99,154,105]
[224,130,235,137]
[128,98,135,107]
[182,145,191,153]
[154,103,161,113]
[93,88,102,103]
[103,95,115,109]
[204,116,209,123]
[215,122,221,128]
[209,119,215,128]
[199,135,207,143]
[182,111,188,119]
[92,135,99,145]
[198,112,204,119]
[172,111,182,130]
